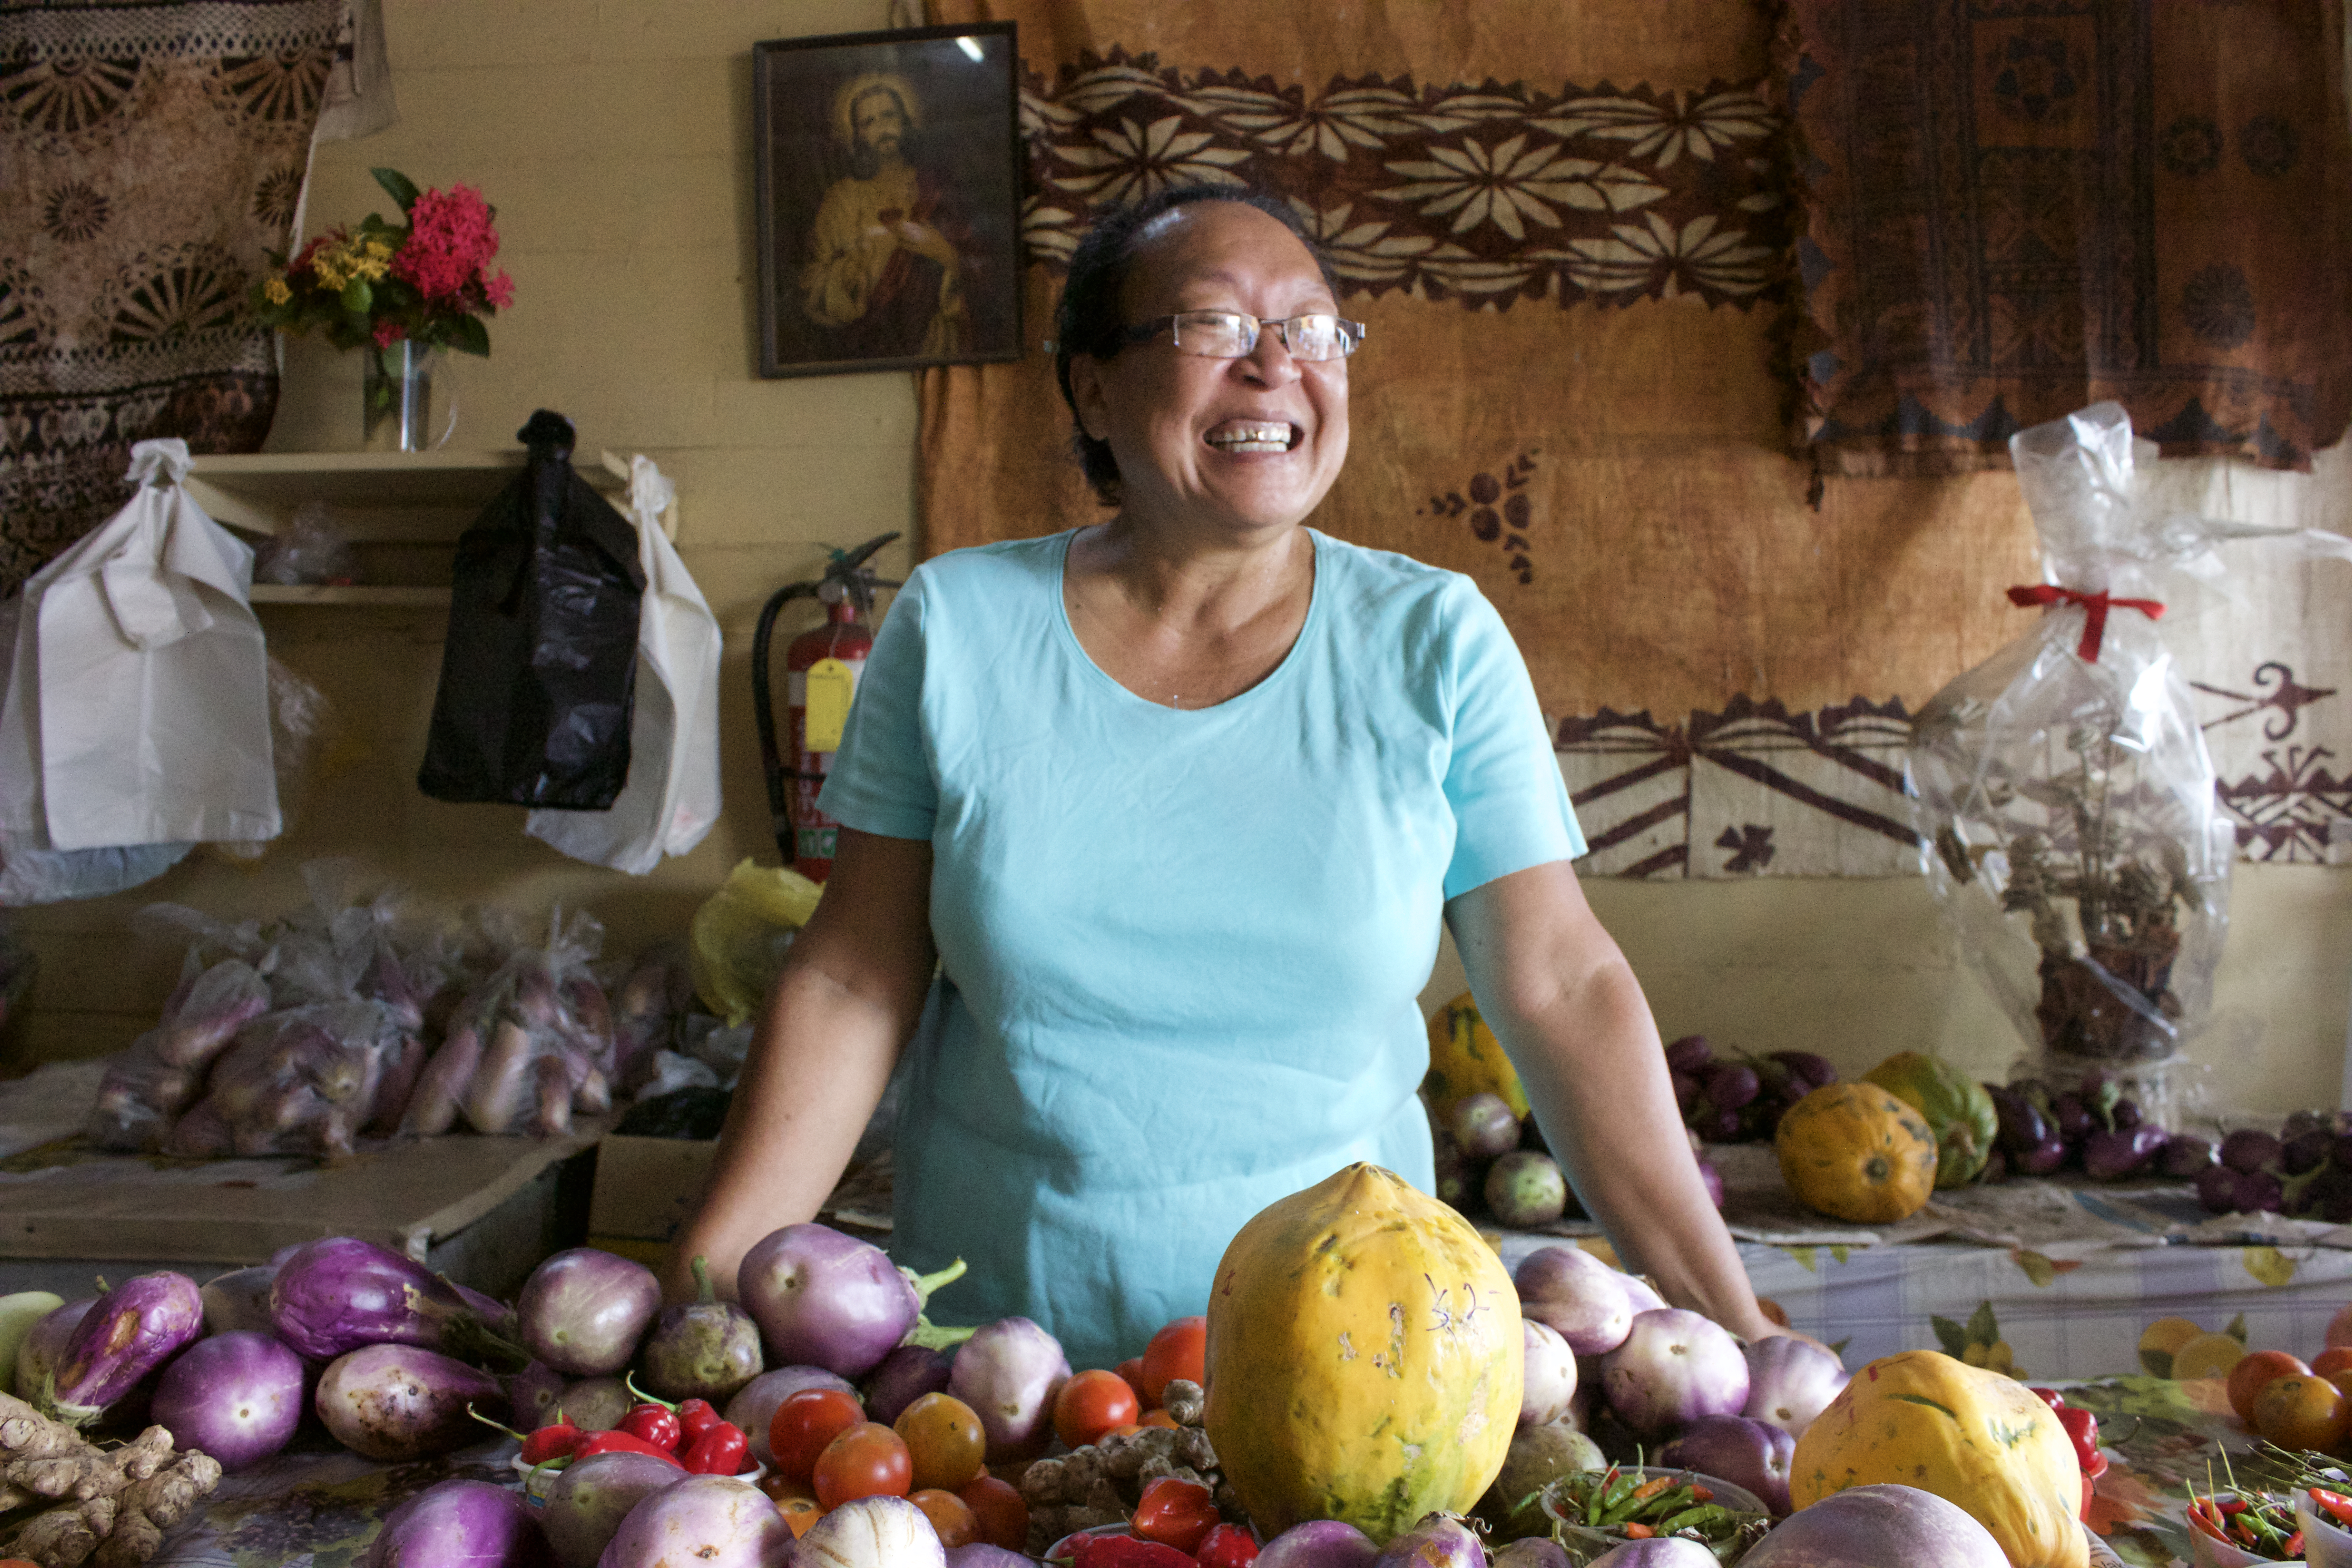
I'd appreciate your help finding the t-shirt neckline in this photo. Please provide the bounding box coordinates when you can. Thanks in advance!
[1051,526,1323,715]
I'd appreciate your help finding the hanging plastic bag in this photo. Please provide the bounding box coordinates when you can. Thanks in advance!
[0,593,191,905]
[417,410,646,807]
[1907,402,2352,1120]
[0,438,278,850]
[204,658,339,864]
[689,859,823,1025]
[525,454,722,872]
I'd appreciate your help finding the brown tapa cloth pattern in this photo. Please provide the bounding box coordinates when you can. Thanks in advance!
[1780,0,2352,476]
[0,0,349,594]
[920,0,2043,737]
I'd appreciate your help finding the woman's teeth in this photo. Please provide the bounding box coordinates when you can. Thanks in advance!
[1207,421,1292,452]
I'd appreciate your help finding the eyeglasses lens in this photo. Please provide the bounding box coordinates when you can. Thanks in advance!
[1168,312,1355,361]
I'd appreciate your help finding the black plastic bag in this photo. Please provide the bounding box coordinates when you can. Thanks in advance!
[417,411,646,808]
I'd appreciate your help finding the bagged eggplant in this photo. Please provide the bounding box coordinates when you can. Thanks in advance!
[416,409,645,808]
[1908,402,2352,1117]
[168,999,409,1158]
[86,954,270,1151]
[400,908,612,1138]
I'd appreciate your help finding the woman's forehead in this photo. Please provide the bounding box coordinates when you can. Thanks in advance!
[1122,203,1330,308]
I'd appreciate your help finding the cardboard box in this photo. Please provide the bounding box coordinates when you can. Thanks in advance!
[586,1135,892,1266]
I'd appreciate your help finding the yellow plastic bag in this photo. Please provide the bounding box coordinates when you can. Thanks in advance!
[690,859,822,1024]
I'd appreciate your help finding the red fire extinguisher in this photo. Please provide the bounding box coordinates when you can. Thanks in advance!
[752,532,900,882]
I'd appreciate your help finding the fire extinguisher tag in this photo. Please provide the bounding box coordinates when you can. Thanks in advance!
[803,657,858,752]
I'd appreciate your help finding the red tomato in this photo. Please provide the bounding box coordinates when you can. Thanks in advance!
[960,1474,1029,1551]
[769,1388,864,1483]
[909,1488,980,1548]
[1054,1368,1142,1450]
[1138,1317,1206,1406]
[1196,1523,1260,1568]
[813,1421,913,1510]
[1130,1475,1219,1555]
[1115,1356,1149,1407]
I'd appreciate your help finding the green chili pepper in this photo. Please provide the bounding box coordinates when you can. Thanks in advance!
[1588,1467,1631,1525]
[1656,1504,1736,1536]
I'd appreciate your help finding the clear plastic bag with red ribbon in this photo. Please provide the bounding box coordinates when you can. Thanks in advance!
[1908,404,2246,1108]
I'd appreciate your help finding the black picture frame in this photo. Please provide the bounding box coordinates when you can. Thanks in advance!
[753,22,1023,378]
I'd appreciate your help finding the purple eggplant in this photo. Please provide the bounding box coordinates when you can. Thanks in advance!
[862,1343,955,1426]
[558,1374,633,1432]
[639,1255,763,1406]
[1371,1513,1484,1568]
[1704,1062,1760,1113]
[1697,1158,1725,1210]
[151,1329,305,1470]
[1493,1544,1575,1568]
[14,1296,93,1398]
[360,1477,555,1568]
[1257,1520,1380,1568]
[737,1222,961,1380]
[269,1236,500,1362]
[1767,1050,1838,1091]
[1431,1130,1472,1210]
[1983,1083,2048,1155]
[516,1248,661,1377]
[725,1364,858,1466]
[543,1450,682,1568]
[946,1549,1038,1568]
[2238,1169,2286,1214]
[600,1474,798,1567]
[1664,1035,1712,1074]
[315,1342,507,1461]
[2222,1128,2283,1175]
[2160,1135,2217,1179]
[2082,1126,2168,1181]
[199,1264,279,1337]
[2051,1092,2096,1145]
[44,1270,203,1426]
[2112,1098,2142,1131]
[2284,1128,2332,1176]
[1452,1092,1522,1159]
[949,1317,1071,1462]
[2014,1135,2068,1176]
[505,1360,569,1430]
[2196,1163,2244,1213]
[1659,1412,1794,1514]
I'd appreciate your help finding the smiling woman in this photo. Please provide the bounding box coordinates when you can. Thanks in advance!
[668,185,1785,1372]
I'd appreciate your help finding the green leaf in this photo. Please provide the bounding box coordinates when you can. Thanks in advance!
[1782,1246,1817,1274]
[1828,1337,1851,1357]
[372,166,421,211]
[1966,1299,2001,1346]
[2012,1249,2058,1289]
[339,278,372,317]
[447,312,491,356]
[1930,1314,1971,1357]
[2226,1313,2249,1344]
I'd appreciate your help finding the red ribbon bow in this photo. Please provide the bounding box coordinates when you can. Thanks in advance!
[2006,584,2165,662]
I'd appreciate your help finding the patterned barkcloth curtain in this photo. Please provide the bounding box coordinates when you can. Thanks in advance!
[1782,0,2352,478]
[909,2,2351,877]
[0,0,352,594]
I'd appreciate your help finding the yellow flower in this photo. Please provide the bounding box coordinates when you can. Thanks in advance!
[263,278,291,305]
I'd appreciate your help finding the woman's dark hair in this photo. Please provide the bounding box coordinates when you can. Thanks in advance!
[1053,186,1339,507]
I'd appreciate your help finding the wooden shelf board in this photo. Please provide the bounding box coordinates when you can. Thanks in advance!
[247,584,452,607]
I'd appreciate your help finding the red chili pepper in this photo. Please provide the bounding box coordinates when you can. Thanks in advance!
[520,1420,585,1466]
[2288,1534,2306,1556]
[621,1402,682,1453]
[681,1421,749,1476]
[575,1428,686,1468]
[2313,1487,2352,1529]
[1193,1523,1258,1568]
[676,1397,724,1441]
[2052,1405,2101,1472]
[2027,1386,2068,1414]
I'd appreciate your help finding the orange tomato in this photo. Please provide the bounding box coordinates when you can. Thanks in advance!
[1138,1409,1182,1430]
[1139,1316,1207,1406]
[813,1421,913,1511]
[1054,1368,1142,1450]
[774,1497,821,1537]
[895,1391,987,1493]
[960,1474,1029,1552]
[2313,1346,2352,1381]
[911,1488,980,1548]
[2229,1349,2312,1424]
[2254,1372,2352,1451]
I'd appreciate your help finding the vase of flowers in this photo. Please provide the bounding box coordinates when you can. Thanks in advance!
[252,167,513,451]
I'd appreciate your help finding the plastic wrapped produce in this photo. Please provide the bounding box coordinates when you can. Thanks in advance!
[86,957,270,1152]
[170,1000,409,1158]
[1909,402,2352,1122]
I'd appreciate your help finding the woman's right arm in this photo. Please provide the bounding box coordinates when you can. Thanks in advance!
[661,827,938,1302]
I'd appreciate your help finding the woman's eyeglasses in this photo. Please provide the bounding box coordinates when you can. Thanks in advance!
[1116,310,1366,362]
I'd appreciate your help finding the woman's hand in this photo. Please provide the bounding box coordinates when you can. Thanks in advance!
[1446,859,1773,1339]
[661,829,938,1304]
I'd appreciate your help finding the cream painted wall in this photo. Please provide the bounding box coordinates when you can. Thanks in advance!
[7,0,2349,1122]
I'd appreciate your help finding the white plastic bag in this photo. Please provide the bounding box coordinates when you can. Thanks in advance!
[525,455,721,873]
[0,439,277,851]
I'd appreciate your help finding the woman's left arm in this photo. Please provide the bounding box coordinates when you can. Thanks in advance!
[1446,858,1782,1342]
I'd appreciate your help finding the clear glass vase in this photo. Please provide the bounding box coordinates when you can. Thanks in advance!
[362,340,455,451]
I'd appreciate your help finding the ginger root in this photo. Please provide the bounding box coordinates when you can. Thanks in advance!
[0,1392,219,1568]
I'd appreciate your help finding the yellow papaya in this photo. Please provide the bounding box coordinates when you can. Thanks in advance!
[1204,1163,1520,1544]
[1424,991,1527,1120]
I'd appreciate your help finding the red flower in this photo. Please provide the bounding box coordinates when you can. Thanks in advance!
[393,182,500,302]
[483,270,515,310]
[372,320,406,348]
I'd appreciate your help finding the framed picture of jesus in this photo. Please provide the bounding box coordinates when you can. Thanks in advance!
[753,22,1024,378]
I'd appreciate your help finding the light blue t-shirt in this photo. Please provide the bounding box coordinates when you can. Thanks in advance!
[818,528,1583,1369]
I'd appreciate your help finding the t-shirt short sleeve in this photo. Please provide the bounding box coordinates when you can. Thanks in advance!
[816,570,937,841]
[1438,580,1586,899]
